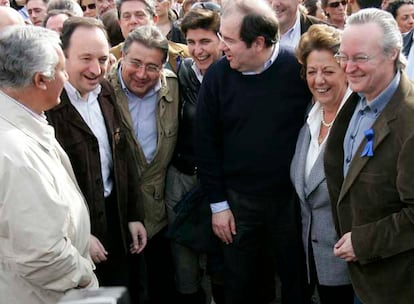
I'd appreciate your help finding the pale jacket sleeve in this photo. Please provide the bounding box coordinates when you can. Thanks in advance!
[0,163,95,291]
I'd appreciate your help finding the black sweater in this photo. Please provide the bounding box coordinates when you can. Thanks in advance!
[195,47,311,203]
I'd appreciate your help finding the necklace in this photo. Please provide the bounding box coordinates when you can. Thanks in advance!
[321,108,335,128]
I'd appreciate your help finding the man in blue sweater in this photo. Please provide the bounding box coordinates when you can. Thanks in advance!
[195,0,312,303]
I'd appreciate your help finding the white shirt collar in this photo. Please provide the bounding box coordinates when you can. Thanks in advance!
[191,61,204,83]
[241,42,280,75]
[64,81,101,103]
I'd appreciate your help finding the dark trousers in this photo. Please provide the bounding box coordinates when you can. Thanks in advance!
[144,227,178,304]
[222,188,309,304]
[95,192,148,304]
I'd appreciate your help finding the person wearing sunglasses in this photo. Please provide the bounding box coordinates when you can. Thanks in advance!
[321,0,347,28]
[80,0,97,17]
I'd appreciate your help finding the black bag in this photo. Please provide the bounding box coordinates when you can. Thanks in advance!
[166,185,220,254]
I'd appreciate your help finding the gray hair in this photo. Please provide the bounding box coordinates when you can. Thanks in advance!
[122,25,169,63]
[345,8,406,70]
[0,26,61,89]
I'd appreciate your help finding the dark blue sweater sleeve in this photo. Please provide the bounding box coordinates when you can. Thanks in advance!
[195,62,227,204]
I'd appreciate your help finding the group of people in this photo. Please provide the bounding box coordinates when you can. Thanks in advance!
[1,0,414,304]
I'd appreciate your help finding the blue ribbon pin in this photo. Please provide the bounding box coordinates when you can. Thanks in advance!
[360,128,374,157]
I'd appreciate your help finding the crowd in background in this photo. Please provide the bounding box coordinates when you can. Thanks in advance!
[1,0,414,304]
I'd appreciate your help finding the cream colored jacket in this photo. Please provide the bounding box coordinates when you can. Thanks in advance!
[0,90,98,304]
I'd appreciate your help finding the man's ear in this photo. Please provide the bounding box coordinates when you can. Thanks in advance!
[153,14,159,24]
[33,72,48,91]
[254,36,266,51]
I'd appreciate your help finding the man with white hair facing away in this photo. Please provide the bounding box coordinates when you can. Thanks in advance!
[0,25,98,304]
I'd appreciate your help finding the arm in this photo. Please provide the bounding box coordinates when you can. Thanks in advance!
[195,67,237,243]
[1,164,95,291]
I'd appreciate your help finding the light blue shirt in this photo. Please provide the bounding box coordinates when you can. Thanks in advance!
[118,66,161,164]
[280,11,301,50]
[211,44,280,213]
[343,72,400,176]
[64,81,114,197]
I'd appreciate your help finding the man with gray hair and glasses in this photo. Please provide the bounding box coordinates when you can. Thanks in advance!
[0,25,98,304]
[325,8,414,304]
[108,24,179,303]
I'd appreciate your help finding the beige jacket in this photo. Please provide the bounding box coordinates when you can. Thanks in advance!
[0,90,98,304]
[108,62,179,238]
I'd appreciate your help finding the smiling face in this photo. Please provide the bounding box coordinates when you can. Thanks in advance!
[396,3,414,33]
[186,28,221,74]
[268,0,300,34]
[306,49,347,108]
[121,41,163,98]
[339,22,397,102]
[219,13,259,72]
[64,26,109,99]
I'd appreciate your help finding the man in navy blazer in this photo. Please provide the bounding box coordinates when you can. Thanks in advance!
[325,9,414,304]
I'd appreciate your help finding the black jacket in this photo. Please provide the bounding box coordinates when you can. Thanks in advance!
[171,58,200,175]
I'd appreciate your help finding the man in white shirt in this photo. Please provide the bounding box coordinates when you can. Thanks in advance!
[46,17,147,304]
[268,0,326,48]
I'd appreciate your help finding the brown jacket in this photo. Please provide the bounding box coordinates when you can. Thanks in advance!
[325,73,414,304]
[107,63,179,238]
[46,80,144,252]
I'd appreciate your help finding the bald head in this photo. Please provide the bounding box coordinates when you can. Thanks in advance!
[0,7,25,31]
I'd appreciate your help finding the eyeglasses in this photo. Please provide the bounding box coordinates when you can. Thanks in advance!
[124,58,161,74]
[216,32,236,49]
[81,3,96,11]
[327,0,347,8]
[334,53,378,64]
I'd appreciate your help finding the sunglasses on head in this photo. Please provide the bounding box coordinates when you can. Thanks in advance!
[327,0,347,8]
[191,1,221,13]
[81,3,96,11]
